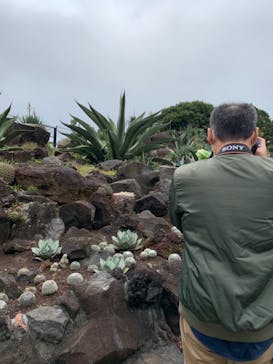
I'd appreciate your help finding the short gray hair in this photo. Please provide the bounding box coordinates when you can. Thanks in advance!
[210,103,257,141]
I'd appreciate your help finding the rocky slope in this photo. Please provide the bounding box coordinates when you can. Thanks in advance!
[0,155,184,364]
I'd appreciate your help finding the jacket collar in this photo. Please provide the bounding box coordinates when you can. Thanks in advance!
[217,143,252,155]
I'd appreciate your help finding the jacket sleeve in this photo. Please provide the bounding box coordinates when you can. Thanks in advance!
[168,176,183,232]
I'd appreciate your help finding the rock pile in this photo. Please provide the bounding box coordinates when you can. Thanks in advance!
[0,156,184,363]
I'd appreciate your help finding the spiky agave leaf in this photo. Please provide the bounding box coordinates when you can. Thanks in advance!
[76,101,113,132]
[61,93,174,162]
[116,92,126,143]
[120,112,164,157]
[62,118,106,161]
[0,105,30,150]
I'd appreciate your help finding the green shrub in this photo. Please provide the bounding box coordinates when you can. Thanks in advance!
[161,100,213,131]
[169,127,207,165]
[256,107,273,152]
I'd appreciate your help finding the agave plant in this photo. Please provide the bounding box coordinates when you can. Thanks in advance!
[0,105,23,150]
[99,255,126,273]
[20,114,43,125]
[61,92,174,162]
[0,105,28,150]
[112,229,142,251]
[31,239,62,261]
[169,126,207,166]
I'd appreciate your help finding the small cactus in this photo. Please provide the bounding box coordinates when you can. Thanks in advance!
[124,256,136,268]
[140,251,149,259]
[168,253,182,263]
[146,249,157,258]
[123,251,134,259]
[104,244,116,254]
[0,162,15,184]
[70,261,81,271]
[91,244,100,252]
[140,248,157,259]
[87,264,99,273]
[59,254,69,268]
[99,241,108,249]
[171,226,183,238]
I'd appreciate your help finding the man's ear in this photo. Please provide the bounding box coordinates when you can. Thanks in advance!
[251,127,259,144]
[207,128,215,145]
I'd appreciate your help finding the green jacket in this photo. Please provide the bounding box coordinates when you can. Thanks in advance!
[169,154,273,342]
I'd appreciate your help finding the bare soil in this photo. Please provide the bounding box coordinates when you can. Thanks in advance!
[0,249,92,317]
[0,248,170,318]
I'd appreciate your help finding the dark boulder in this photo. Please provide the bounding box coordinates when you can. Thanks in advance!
[57,273,155,364]
[10,201,59,240]
[117,161,159,194]
[62,227,105,260]
[0,273,23,299]
[91,190,119,229]
[15,163,97,204]
[0,211,10,243]
[134,192,167,217]
[7,123,50,147]
[125,264,163,308]
[0,315,11,342]
[56,290,81,319]
[98,159,123,171]
[27,305,69,344]
[111,178,142,198]
[59,200,96,231]
[135,210,171,237]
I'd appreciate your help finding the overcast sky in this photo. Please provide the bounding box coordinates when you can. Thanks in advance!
[0,0,273,133]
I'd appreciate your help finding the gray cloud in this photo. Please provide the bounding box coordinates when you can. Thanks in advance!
[0,0,273,132]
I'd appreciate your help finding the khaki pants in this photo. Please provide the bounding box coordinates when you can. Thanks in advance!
[180,318,273,364]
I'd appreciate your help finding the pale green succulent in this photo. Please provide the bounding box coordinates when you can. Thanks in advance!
[99,241,108,249]
[144,248,157,257]
[123,251,134,259]
[171,226,183,238]
[99,255,126,273]
[140,251,149,259]
[140,248,157,259]
[113,253,123,260]
[168,253,182,263]
[104,244,116,255]
[112,230,142,251]
[87,264,99,273]
[31,239,62,261]
[124,256,136,268]
[91,244,100,252]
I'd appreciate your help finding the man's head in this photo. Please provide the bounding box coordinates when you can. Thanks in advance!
[210,103,257,141]
[208,103,258,151]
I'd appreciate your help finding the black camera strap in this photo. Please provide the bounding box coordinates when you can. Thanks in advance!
[217,143,252,155]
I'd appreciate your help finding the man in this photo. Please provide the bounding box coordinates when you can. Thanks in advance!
[169,103,273,363]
